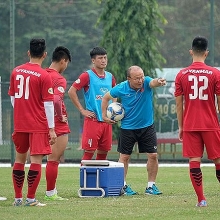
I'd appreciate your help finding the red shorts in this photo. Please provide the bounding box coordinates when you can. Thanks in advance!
[55,120,71,137]
[12,132,52,156]
[82,117,112,151]
[183,131,220,160]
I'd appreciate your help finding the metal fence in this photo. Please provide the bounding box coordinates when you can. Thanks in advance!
[1,80,188,164]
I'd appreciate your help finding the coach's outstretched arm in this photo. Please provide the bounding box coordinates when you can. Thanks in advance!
[150,77,166,88]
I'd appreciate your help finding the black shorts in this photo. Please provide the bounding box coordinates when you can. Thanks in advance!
[117,124,157,155]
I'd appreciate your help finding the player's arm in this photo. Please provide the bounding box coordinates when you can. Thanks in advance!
[54,94,64,122]
[68,85,84,112]
[102,92,116,124]
[111,75,117,102]
[175,95,183,141]
[44,101,57,145]
[10,96,15,108]
[150,77,166,88]
[217,95,220,114]
[68,85,96,119]
[54,80,67,122]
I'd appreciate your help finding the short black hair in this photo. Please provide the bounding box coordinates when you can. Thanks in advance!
[52,46,71,62]
[29,38,46,58]
[192,36,208,52]
[90,47,107,59]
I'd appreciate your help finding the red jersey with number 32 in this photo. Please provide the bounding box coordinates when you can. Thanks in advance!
[175,62,220,131]
[8,62,54,132]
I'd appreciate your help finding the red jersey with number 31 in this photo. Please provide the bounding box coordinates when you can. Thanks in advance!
[175,62,220,131]
[8,62,54,133]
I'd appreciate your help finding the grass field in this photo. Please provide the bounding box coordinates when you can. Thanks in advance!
[0,166,219,220]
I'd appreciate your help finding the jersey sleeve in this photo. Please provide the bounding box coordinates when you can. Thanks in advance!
[72,72,89,90]
[174,72,183,97]
[53,77,66,99]
[112,75,117,87]
[110,84,120,98]
[41,72,54,101]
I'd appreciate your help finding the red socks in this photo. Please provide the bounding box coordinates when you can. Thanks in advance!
[46,161,59,191]
[27,163,41,199]
[82,151,94,160]
[189,161,205,202]
[215,163,220,182]
[12,163,25,198]
[96,153,107,160]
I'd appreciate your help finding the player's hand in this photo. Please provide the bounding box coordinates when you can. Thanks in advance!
[49,128,57,145]
[81,109,96,119]
[102,115,117,124]
[158,78,167,86]
[61,115,68,123]
[178,128,183,141]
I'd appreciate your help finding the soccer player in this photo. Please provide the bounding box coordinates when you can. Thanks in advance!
[44,46,71,201]
[102,65,166,196]
[68,47,116,161]
[175,36,220,207]
[8,38,57,206]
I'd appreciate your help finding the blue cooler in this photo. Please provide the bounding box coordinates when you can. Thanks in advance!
[78,160,124,197]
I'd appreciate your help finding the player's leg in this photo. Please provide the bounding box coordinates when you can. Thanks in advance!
[118,128,137,195]
[81,118,98,160]
[203,131,220,191]
[25,133,51,207]
[45,134,68,200]
[11,132,29,206]
[96,123,112,160]
[138,124,162,195]
[184,131,206,206]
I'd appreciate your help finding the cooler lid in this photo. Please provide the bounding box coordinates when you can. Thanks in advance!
[81,160,124,167]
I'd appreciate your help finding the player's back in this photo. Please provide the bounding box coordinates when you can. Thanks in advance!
[9,62,53,132]
[175,62,220,131]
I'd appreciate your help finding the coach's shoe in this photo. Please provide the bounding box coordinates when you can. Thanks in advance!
[145,184,162,195]
[44,194,68,201]
[13,199,23,206]
[196,200,207,207]
[121,185,138,196]
[25,199,46,207]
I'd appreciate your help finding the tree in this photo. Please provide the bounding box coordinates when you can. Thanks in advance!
[157,0,220,68]
[98,0,166,82]
[0,0,104,82]
[98,0,166,139]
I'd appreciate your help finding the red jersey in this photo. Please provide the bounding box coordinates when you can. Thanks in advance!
[73,68,116,92]
[46,68,70,136]
[175,62,220,131]
[8,62,54,132]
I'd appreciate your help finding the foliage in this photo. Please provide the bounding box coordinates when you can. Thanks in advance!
[98,0,167,82]
[0,0,104,82]
[157,0,220,68]
[1,166,220,219]
[2,0,220,83]
[97,0,167,138]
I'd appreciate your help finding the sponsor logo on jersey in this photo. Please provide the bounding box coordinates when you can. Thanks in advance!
[75,79,80,84]
[100,87,108,94]
[96,95,103,100]
[48,88,53,94]
[16,68,41,77]
[58,86,65,93]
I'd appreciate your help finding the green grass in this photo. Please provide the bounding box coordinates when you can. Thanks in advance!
[0,166,219,220]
